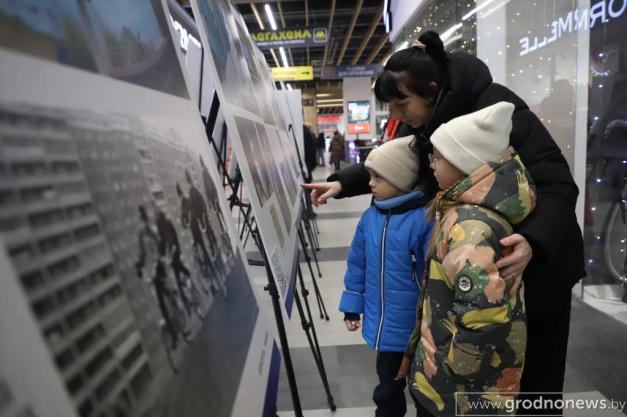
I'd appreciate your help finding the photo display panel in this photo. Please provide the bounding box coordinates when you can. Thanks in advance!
[0,1,278,416]
[190,0,303,317]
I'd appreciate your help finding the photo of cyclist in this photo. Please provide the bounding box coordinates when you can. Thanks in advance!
[154,203,195,317]
[136,205,182,350]
[200,156,234,260]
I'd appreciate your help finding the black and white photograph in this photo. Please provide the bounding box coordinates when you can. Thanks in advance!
[0,101,259,417]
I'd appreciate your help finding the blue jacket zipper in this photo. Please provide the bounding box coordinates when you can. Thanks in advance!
[375,210,392,350]
[410,249,421,292]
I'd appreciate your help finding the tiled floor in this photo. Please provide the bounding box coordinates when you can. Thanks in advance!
[249,164,627,416]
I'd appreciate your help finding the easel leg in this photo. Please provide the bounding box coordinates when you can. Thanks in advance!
[303,216,322,278]
[292,264,337,411]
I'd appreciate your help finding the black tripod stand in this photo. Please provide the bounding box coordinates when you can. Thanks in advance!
[292,254,336,411]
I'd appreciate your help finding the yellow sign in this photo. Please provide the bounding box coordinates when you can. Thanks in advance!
[271,66,314,81]
[250,27,328,48]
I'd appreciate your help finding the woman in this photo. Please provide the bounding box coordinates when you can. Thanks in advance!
[303,31,585,414]
[329,130,345,170]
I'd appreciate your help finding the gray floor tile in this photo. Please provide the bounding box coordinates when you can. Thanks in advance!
[566,297,627,403]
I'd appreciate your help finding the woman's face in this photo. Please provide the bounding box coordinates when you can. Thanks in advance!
[388,83,437,129]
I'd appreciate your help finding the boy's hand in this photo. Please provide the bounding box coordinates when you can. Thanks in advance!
[345,319,361,331]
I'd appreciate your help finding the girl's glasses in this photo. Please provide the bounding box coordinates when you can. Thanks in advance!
[428,153,443,165]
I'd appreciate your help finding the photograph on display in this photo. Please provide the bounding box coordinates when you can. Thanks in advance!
[278,128,303,184]
[0,0,189,99]
[256,122,293,234]
[273,129,300,206]
[0,101,258,417]
[194,0,260,115]
[232,9,277,126]
[233,115,274,208]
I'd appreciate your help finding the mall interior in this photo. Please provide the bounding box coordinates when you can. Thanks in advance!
[0,0,626,416]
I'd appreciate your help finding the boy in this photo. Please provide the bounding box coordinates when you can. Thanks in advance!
[339,136,433,417]
[400,102,536,416]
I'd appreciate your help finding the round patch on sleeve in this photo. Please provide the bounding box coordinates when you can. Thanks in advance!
[457,276,473,292]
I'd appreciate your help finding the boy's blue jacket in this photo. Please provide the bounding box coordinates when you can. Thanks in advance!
[339,190,433,352]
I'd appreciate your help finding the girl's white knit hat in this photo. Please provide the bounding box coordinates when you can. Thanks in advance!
[430,102,515,175]
[364,135,419,192]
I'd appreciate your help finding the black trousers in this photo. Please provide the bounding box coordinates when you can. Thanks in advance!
[518,293,572,416]
[374,351,408,417]
[413,397,437,417]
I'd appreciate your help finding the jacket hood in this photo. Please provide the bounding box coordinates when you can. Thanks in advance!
[443,147,536,225]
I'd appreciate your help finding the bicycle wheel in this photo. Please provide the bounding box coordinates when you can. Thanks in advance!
[603,199,627,285]
[194,249,212,295]
[187,278,205,320]
[160,322,178,373]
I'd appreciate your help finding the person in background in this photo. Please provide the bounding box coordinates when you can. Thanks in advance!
[340,136,432,417]
[303,123,317,182]
[316,131,326,166]
[329,129,345,170]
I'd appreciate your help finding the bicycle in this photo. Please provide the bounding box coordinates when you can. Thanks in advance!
[137,262,190,373]
[586,119,627,302]
[166,247,205,321]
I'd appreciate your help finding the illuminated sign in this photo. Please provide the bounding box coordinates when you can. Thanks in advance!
[321,64,384,80]
[519,0,626,56]
[271,66,314,81]
[169,15,201,53]
[318,115,343,123]
[250,26,328,49]
[347,101,371,135]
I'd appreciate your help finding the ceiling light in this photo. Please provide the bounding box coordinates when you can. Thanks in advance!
[440,23,463,42]
[462,0,498,20]
[279,47,289,68]
[265,4,278,31]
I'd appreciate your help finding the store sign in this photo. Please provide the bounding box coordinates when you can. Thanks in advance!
[271,66,314,81]
[321,64,384,80]
[251,27,328,49]
[318,115,343,123]
[519,0,627,56]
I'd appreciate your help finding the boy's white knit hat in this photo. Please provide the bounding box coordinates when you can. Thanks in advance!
[364,135,419,192]
[430,102,514,175]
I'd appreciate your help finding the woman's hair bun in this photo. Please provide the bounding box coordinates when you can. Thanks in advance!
[418,30,448,63]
